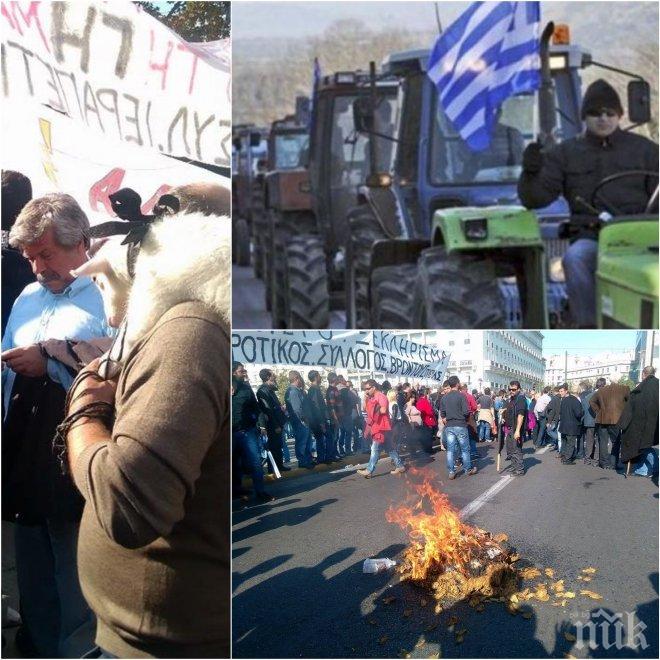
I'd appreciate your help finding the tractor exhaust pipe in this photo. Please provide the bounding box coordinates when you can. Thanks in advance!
[538,21,557,148]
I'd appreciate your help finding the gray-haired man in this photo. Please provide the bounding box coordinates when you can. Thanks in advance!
[2,193,111,657]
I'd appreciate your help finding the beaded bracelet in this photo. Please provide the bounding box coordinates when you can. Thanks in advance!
[53,369,115,475]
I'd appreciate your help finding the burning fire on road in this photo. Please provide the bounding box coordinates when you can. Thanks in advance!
[386,472,520,607]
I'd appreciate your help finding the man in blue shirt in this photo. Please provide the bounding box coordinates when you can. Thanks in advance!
[1,192,111,658]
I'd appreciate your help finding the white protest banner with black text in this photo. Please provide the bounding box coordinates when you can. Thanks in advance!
[2,2,231,167]
[232,331,450,382]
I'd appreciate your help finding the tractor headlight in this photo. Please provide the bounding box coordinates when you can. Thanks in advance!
[548,256,565,282]
[461,217,488,241]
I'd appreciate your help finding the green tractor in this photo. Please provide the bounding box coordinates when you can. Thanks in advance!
[348,23,656,329]
[585,172,658,328]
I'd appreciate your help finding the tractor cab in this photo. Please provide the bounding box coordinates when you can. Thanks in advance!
[307,71,399,276]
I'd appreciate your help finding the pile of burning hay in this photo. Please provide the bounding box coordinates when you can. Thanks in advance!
[386,476,604,615]
[385,478,521,608]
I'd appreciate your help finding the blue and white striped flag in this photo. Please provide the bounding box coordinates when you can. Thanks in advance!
[428,2,541,151]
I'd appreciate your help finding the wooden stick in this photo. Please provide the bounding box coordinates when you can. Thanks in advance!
[497,452,501,473]
[626,460,631,477]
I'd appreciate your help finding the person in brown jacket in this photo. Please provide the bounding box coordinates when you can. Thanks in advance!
[589,377,630,470]
[62,202,231,658]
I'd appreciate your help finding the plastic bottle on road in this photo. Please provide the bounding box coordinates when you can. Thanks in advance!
[363,558,397,573]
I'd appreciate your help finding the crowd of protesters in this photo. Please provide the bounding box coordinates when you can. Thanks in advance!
[232,363,659,501]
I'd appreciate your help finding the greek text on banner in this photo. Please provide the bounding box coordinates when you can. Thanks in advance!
[232,331,451,383]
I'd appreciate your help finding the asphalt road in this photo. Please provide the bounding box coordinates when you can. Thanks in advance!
[232,443,659,658]
[232,263,346,329]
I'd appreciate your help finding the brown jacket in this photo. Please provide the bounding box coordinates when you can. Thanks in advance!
[589,383,630,426]
[73,301,229,658]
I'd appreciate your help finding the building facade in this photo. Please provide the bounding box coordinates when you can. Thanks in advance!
[630,331,658,383]
[405,330,544,392]
[545,350,634,387]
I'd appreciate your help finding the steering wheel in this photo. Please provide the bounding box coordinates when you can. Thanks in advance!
[590,169,659,216]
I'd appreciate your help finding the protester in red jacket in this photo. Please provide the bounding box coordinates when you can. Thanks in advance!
[358,380,406,478]
[416,389,437,429]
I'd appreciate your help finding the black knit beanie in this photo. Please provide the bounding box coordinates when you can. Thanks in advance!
[581,79,623,119]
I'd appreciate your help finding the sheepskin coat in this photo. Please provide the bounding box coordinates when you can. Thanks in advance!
[125,211,230,345]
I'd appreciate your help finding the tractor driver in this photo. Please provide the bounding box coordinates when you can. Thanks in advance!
[518,79,658,328]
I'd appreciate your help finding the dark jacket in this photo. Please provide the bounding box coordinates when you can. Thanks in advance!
[306,384,327,429]
[619,375,659,462]
[519,129,658,236]
[558,394,584,436]
[504,393,528,433]
[256,383,286,431]
[545,394,561,426]
[590,383,630,425]
[2,375,84,524]
[579,389,596,428]
[232,380,260,432]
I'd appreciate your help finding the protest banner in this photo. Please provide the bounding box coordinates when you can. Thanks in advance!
[1,1,231,167]
[232,331,451,382]
[2,102,228,224]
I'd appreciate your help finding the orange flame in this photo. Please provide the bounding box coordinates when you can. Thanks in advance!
[386,470,494,582]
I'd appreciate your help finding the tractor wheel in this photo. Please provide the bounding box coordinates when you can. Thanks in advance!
[270,221,288,328]
[234,218,250,267]
[345,204,386,329]
[252,232,263,279]
[411,246,505,328]
[285,234,329,329]
[369,263,417,329]
[263,212,275,312]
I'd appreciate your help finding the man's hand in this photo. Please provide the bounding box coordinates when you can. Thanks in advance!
[514,430,521,442]
[522,141,544,174]
[68,357,118,416]
[1,345,47,377]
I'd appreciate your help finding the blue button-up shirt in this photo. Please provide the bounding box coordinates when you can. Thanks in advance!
[2,276,113,412]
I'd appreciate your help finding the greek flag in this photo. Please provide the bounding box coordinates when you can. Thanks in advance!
[427,2,541,151]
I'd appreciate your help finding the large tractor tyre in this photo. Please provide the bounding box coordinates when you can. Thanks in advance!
[234,218,251,267]
[284,235,330,329]
[270,225,288,328]
[252,232,264,279]
[411,246,505,328]
[369,263,418,329]
[263,214,274,312]
[345,205,387,329]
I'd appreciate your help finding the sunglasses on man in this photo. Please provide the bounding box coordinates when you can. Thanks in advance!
[585,109,618,118]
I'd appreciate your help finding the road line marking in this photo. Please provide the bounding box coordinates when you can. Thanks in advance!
[460,474,515,520]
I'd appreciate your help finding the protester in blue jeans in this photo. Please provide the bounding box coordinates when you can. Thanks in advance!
[232,364,274,502]
[284,370,315,468]
[476,388,495,442]
[440,376,476,479]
